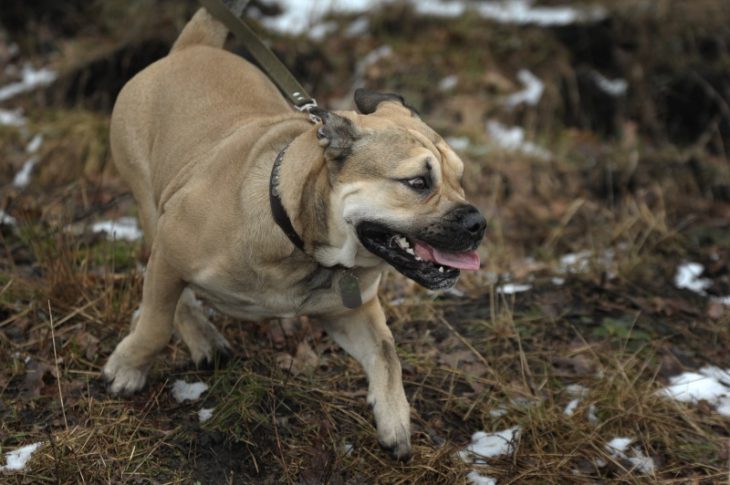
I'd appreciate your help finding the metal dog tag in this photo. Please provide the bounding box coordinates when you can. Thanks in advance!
[339,271,362,309]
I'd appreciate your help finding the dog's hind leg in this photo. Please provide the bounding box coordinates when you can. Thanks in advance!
[321,298,412,460]
[174,288,232,367]
[103,242,185,394]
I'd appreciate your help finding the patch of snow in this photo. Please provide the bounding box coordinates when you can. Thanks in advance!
[486,121,551,160]
[564,385,595,420]
[628,453,656,474]
[504,69,544,108]
[25,134,43,153]
[343,442,354,455]
[345,17,370,37]
[446,136,470,152]
[172,380,209,403]
[712,296,730,306]
[605,437,655,475]
[660,367,730,416]
[308,21,338,41]
[592,72,628,97]
[489,407,508,418]
[12,156,38,188]
[0,210,16,226]
[351,45,393,91]
[414,0,466,17]
[198,407,214,423]
[559,250,592,274]
[413,0,606,26]
[557,249,617,277]
[717,400,730,417]
[587,404,598,424]
[564,385,589,417]
[259,0,372,36]
[438,74,459,92]
[700,366,730,385]
[564,399,580,416]
[0,442,43,472]
[475,0,606,26]
[359,45,392,72]
[606,437,632,454]
[551,276,565,286]
[565,384,589,397]
[497,283,532,294]
[91,217,143,241]
[460,427,520,464]
[0,108,26,127]
[0,63,57,102]
[467,470,497,485]
[674,262,711,295]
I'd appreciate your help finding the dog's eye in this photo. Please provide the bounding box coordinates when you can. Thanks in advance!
[403,176,430,192]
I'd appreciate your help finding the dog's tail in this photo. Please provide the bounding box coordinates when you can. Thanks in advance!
[170,0,247,53]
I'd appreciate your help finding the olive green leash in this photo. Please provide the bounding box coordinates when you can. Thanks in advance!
[197,0,319,119]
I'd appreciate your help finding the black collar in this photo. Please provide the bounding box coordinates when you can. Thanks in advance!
[268,145,364,309]
[269,144,306,251]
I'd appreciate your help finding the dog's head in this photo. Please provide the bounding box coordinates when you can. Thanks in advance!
[309,89,486,290]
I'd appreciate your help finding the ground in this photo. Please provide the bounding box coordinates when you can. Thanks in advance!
[0,0,729,483]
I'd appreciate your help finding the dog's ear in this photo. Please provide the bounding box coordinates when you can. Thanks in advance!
[310,108,359,162]
[354,88,418,116]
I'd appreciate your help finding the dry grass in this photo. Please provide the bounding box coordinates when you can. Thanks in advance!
[1,0,730,483]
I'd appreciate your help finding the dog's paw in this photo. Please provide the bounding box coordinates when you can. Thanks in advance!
[186,330,232,368]
[196,344,233,370]
[102,345,149,395]
[371,397,412,460]
[378,423,411,461]
[175,297,232,368]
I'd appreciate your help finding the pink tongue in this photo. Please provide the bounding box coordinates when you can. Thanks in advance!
[414,241,481,270]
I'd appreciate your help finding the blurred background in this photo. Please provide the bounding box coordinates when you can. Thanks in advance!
[0,0,729,483]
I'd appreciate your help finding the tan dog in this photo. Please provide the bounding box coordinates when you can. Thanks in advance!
[103,6,486,459]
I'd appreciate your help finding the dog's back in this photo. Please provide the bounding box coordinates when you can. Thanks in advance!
[110,5,294,243]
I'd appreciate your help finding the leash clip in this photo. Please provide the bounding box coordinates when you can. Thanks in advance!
[294,97,321,124]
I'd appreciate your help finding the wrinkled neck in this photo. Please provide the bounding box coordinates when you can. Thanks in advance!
[276,129,330,255]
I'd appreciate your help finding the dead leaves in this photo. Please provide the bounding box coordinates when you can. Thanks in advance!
[20,360,56,400]
[551,353,598,378]
[277,341,320,376]
[69,330,99,360]
[438,347,490,393]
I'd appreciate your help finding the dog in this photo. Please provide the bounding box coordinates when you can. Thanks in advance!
[103,5,486,460]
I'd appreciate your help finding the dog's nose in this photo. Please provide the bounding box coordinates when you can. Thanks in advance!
[457,205,487,240]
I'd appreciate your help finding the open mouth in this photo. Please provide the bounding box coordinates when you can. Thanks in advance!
[356,222,480,290]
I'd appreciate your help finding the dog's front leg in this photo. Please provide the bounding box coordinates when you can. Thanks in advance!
[322,297,411,459]
[103,242,185,394]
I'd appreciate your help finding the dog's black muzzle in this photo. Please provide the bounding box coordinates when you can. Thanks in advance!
[413,204,487,252]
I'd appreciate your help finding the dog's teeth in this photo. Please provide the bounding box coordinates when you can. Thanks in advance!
[394,236,411,250]
[415,256,423,261]
[405,248,415,255]
[438,266,444,273]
